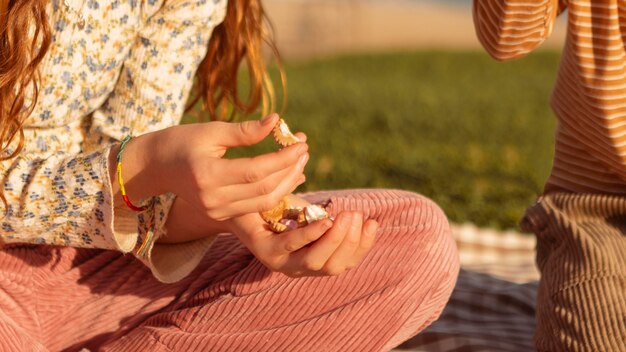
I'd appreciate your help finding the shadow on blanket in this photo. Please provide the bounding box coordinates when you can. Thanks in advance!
[397,269,538,352]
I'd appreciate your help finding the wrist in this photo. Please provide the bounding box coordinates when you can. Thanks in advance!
[160,196,230,244]
[134,129,171,196]
[147,126,184,196]
[108,130,169,205]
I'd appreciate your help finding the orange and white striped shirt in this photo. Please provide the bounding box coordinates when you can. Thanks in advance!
[474,0,626,194]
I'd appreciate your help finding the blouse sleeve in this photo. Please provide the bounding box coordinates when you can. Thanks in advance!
[473,0,566,61]
[0,0,227,283]
[87,0,228,283]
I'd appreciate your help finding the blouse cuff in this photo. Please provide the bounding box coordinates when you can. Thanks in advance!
[133,192,217,284]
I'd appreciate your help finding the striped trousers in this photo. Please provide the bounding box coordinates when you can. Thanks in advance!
[0,189,459,352]
[521,192,626,352]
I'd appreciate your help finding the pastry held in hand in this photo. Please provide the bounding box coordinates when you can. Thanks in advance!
[304,204,328,224]
[260,195,330,233]
[259,118,330,233]
[273,118,301,147]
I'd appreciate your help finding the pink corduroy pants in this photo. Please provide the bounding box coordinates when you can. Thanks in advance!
[0,189,459,352]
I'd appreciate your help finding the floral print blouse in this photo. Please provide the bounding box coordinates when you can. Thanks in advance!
[0,0,227,283]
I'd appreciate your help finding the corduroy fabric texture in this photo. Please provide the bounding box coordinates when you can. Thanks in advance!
[0,189,459,352]
[521,192,626,352]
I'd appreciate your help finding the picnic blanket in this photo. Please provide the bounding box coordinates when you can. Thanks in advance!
[396,224,539,352]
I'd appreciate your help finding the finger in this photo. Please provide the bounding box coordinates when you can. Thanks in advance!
[213,155,307,204]
[293,212,354,274]
[213,153,309,218]
[348,219,379,268]
[213,113,279,148]
[274,218,333,254]
[224,142,308,185]
[294,132,307,142]
[322,212,363,274]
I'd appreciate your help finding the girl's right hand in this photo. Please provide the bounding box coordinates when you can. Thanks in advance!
[116,114,308,221]
[148,113,309,221]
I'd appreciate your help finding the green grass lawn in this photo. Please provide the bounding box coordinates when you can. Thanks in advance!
[185,50,561,230]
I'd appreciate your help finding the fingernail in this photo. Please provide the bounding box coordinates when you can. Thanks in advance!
[340,213,352,227]
[366,221,379,237]
[320,219,333,230]
[297,153,309,168]
[261,114,277,126]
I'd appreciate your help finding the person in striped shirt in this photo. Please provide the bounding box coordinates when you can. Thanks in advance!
[474,0,626,351]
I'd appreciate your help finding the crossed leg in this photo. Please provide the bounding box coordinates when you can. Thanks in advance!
[0,190,459,352]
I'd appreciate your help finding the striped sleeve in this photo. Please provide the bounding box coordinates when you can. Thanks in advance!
[472,0,564,61]
[547,1,626,192]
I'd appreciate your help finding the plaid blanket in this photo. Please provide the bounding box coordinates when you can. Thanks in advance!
[395,224,539,352]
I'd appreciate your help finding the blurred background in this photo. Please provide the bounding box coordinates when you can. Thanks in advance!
[192,0,568,232]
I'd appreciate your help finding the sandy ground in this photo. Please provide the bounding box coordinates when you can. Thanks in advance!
[264,0,567,60]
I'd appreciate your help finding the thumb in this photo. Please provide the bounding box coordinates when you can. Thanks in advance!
[217,113,279,148]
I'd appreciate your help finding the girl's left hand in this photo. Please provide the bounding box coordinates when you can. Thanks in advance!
[225,210,379,277]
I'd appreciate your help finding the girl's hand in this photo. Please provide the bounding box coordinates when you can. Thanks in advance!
[153,114,309,221]
[226,210,379,277]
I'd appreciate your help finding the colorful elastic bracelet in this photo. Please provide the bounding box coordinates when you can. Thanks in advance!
[116,135,147,212]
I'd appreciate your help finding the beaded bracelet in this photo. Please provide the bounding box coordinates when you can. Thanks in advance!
[116,135,147,212]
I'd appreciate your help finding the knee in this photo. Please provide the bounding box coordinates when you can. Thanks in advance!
[374,190,455,249]
[326,189,459,284]
[373,190,459,287]
[398,191,459,291]
[404,206,459,294]
[367,189,451,232]
[327,189,448,228]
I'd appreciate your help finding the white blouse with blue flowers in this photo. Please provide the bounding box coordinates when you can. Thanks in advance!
[0,0,227,283]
